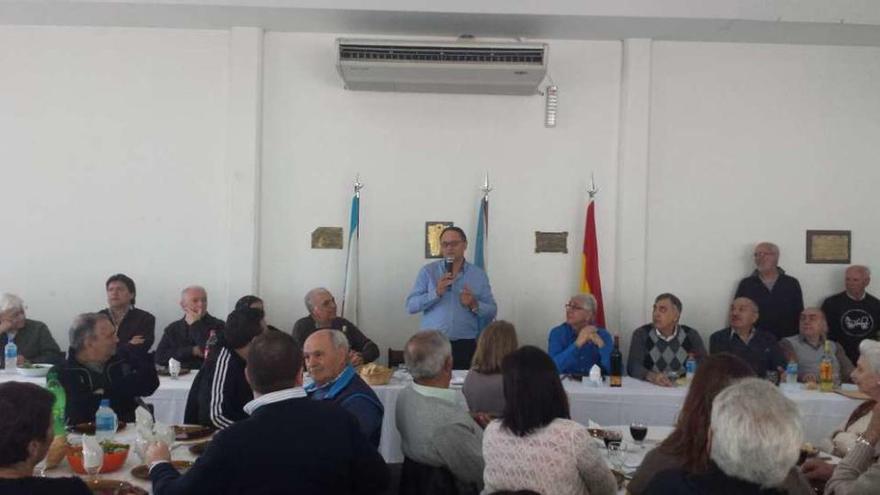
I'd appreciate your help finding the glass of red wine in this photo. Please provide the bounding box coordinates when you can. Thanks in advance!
[630,421,648,449]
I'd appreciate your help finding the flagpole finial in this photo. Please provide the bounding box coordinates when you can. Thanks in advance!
[353,174,364,198]
[587,173,598,199]
[480,172,493,198]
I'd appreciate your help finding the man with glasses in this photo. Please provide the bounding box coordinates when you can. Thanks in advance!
[548,294,612,375]
[406,226,497,369]
[735,242,804,340]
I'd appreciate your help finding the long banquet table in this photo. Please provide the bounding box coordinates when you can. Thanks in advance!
[1,371,864,464]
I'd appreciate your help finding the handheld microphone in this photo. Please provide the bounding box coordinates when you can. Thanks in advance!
[444,257,455,273]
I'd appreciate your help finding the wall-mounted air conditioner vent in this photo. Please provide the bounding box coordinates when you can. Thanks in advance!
[336,39,548,96]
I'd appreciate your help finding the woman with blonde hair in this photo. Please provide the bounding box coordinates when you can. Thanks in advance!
[462,320,518,417]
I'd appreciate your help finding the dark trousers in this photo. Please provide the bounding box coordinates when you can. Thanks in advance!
[450,339,477,370]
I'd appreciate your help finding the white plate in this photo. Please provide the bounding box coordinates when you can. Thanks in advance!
[17,364,53,377]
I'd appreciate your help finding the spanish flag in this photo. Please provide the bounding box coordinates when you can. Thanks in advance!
[580,198,606,327]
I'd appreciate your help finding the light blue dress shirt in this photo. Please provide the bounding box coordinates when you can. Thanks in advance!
[405,260,497,340]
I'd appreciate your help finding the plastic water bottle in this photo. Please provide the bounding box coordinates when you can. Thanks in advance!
[684,353,696,384]
[95,399,117,442]
[786,361,798,391]
[46,370,67,435]
[4,341,17,374]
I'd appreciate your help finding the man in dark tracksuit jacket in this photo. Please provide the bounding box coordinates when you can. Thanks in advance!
[52,313,159,424]
[193,307,265,429]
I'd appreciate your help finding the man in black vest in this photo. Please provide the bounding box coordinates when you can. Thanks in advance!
[146,331,389,495]
[304,329,383,446]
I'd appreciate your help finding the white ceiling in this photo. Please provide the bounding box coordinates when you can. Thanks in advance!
[3,0,880,46]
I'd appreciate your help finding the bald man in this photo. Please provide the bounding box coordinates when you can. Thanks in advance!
[735,242,804,340]
[709,297,786,378]
[822,265,880,363]
[303,329,383,446]
[155,286,225,369]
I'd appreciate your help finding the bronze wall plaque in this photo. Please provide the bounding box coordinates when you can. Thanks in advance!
[806,230,851,264]
[535,232,568,253]
[311,227,343,249]
[425,221,453,258]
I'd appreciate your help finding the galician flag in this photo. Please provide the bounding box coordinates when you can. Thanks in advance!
[341,185,360,324]
[474,195,489,271]
[580,198,606,327]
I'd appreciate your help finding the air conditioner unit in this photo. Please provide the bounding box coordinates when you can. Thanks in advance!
[336,38,548,96]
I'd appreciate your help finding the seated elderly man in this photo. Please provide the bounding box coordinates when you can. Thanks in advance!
[709,297,786,379]
[0,293,63,366]
[823,340,880,494]
[780,308,854,384]
[155,285,225,370]
[627,293,706,386]
[292,288,379,365]
[548,294,612,375]
[396,330,484,491]
[645,378,803,494]
[53,313,159,424]
[303,329,383,446]
[195,308,265,429]
[146,331,389,495]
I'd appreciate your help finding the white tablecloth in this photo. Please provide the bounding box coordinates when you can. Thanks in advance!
[2,371,863,464]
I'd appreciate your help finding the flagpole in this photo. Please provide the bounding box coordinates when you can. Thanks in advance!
[341,175,363,323]
[587,172,598,200]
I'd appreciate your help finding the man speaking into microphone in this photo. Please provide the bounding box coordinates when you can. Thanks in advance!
[406,226,497,369]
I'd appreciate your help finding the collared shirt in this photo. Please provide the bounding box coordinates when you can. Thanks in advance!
[304,366,349,399]
[654,326,679,343]
[405,259,497,340]
[729,327,755,345]
[243,387,307,415]
[412,382,458,404]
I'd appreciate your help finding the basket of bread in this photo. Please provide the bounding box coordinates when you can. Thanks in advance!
[358,363,393,386]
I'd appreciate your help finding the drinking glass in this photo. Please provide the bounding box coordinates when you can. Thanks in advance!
[607,442,628,471]
[630,422,648,449]
[82,445,103,483]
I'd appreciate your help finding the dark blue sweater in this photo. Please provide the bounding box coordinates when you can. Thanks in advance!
[150,396,390,495]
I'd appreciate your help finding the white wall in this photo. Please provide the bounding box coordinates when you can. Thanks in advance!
[259,33,622,351]
[0,26,230,348]
[647,41,880,340]
[5,26,880,359]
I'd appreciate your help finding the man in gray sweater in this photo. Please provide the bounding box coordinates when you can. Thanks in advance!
[395,330,484,490]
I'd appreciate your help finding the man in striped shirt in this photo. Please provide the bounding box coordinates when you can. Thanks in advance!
[195,307,265,429]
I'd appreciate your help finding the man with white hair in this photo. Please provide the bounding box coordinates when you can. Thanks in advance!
[292,287,378,365]
[645,377,803,494]
[155,286,225,370]
[735,242,804,340]
[395,330,484,491]
[824,339,880,494]
[822,265,880,365]
[548,294,613,375]
[0,293,63,366]
[303,329,383,446]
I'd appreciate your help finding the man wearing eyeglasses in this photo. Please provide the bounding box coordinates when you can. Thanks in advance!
[735,242,804,340]
[548,294,612,376]
[406,226,497,369]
